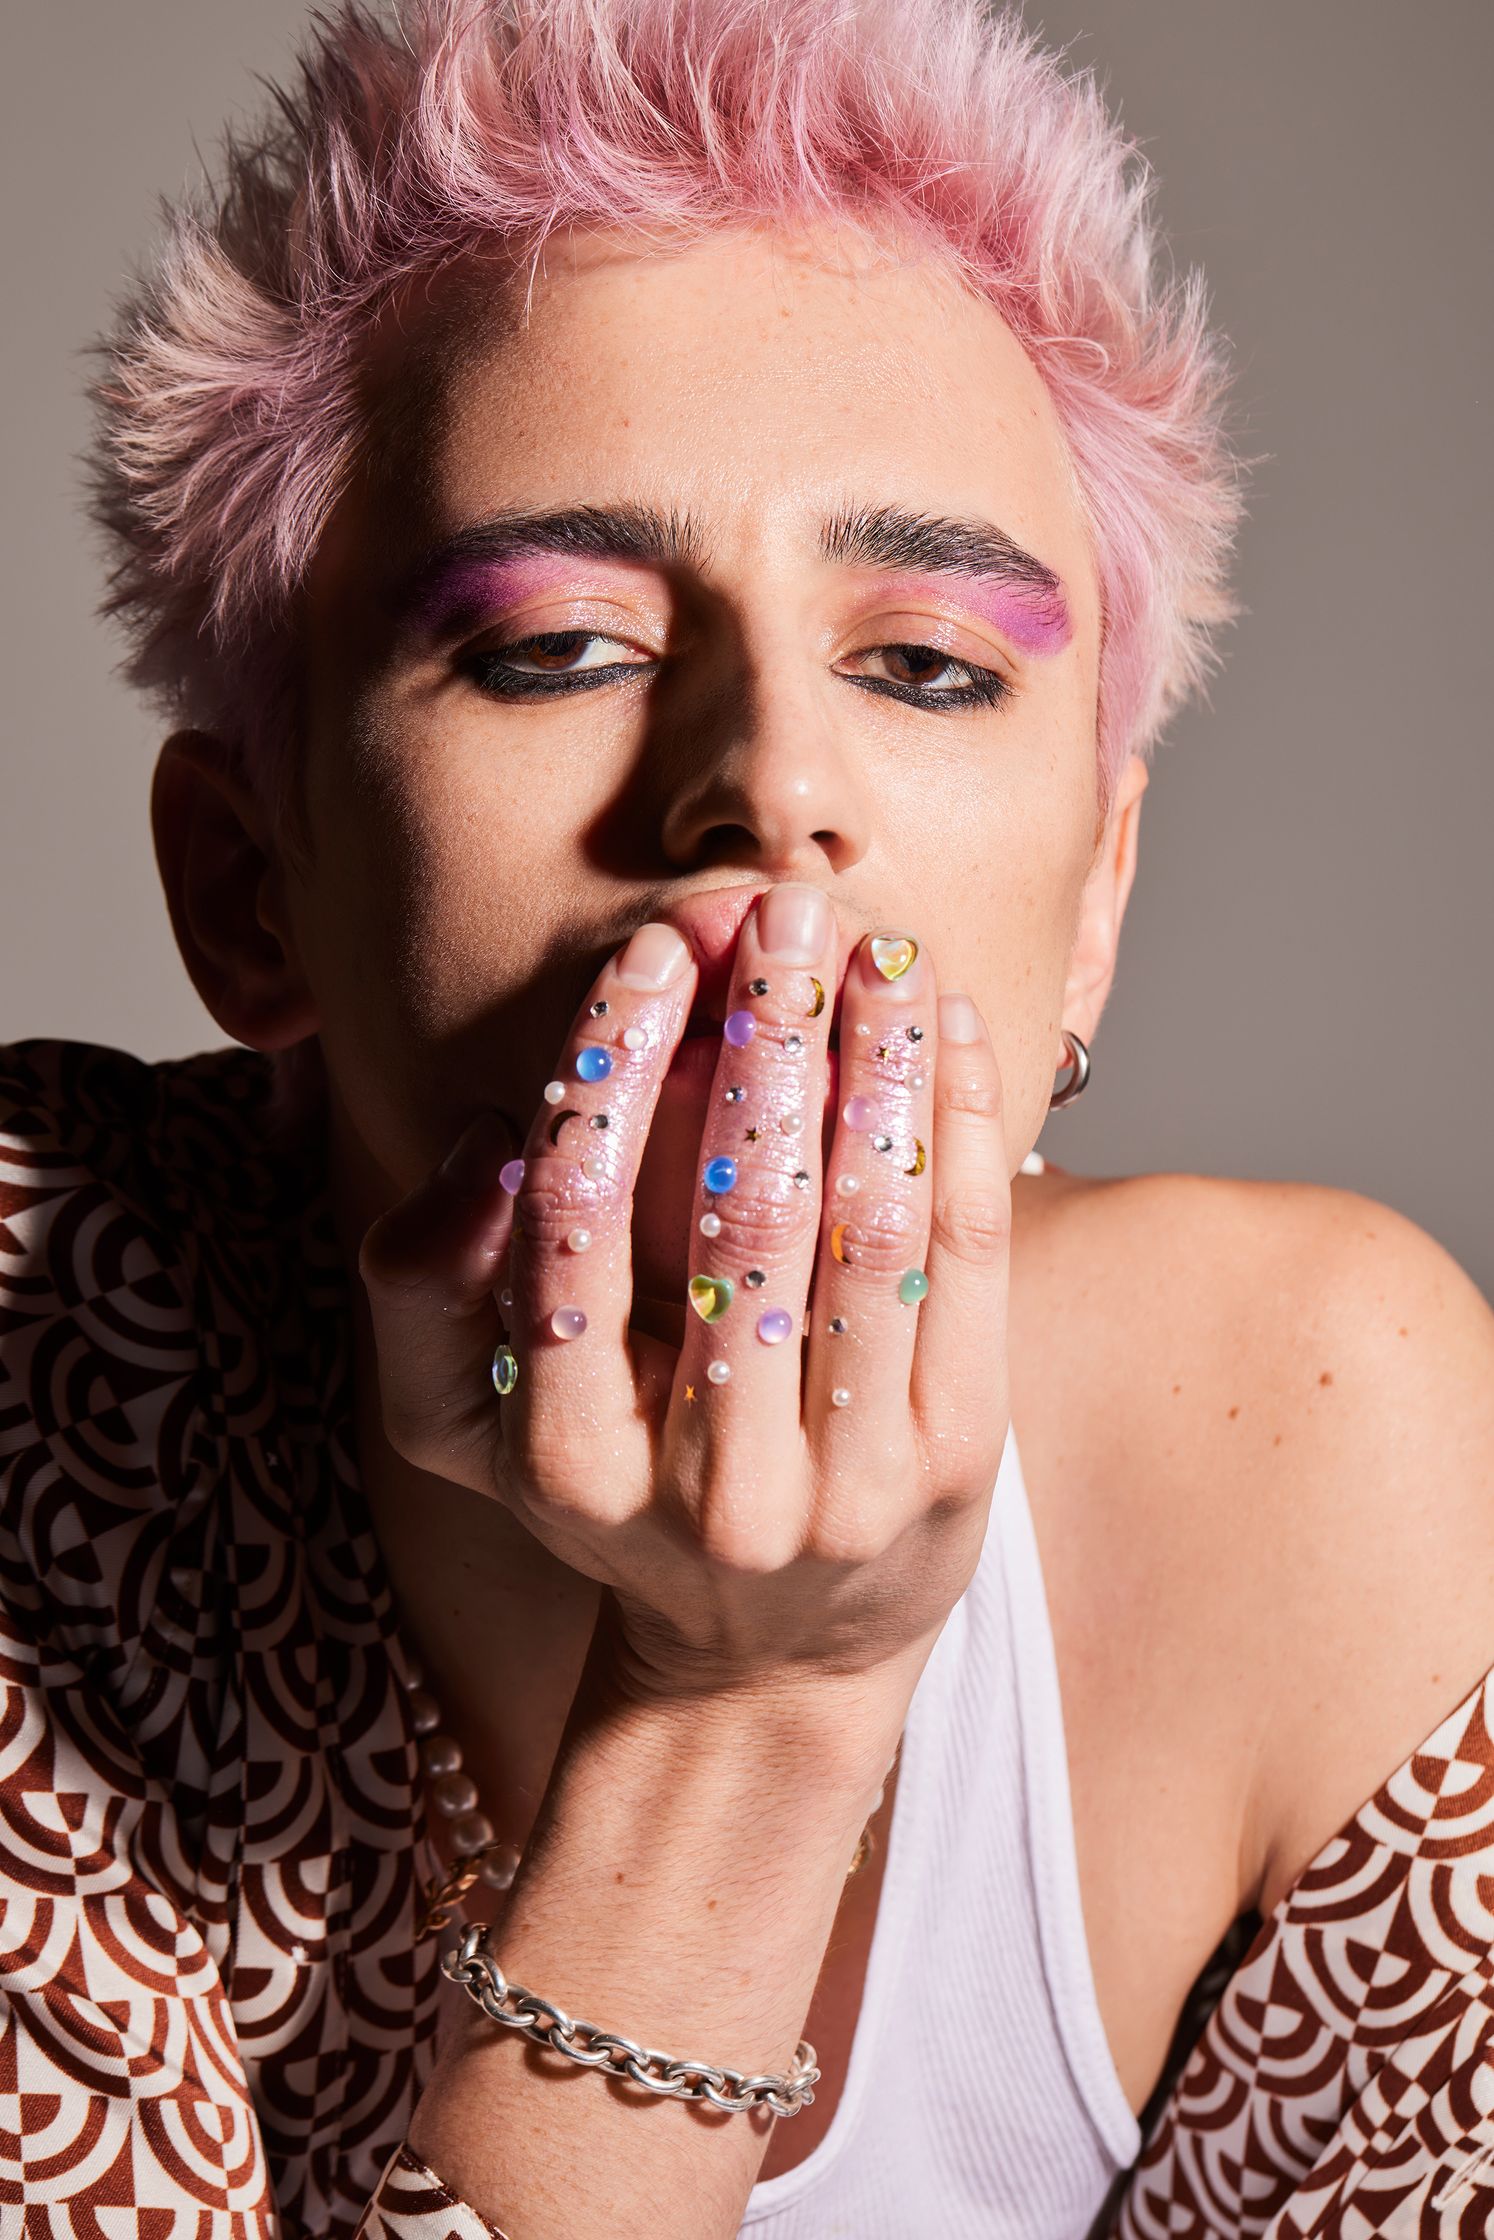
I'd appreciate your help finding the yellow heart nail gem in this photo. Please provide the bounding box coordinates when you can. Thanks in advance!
[870,935,917,982]
[688,1274,735,1322]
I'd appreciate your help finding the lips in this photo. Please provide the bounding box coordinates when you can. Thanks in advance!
[664,882,853,1046]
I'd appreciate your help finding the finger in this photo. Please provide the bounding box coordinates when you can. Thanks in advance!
[672,883,837,1493]
[804,929,937,1486]
[357,1107,520,1490]
[506,921,696,1492]
[908,992,1011,1479]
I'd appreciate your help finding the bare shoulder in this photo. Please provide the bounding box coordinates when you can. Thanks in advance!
[1010,1165,1494,1919]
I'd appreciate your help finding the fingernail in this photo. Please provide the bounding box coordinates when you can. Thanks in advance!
[857,932,923,998]
[440,1108,510,1190]
[616,921,691,989]
[938,992,983,1043]
[758,882,831,963]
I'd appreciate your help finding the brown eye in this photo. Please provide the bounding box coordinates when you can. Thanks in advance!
[462,631,653,700]
[846,643,1015,712]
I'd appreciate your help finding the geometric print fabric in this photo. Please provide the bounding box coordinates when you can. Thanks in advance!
[4,1035,1494,2238]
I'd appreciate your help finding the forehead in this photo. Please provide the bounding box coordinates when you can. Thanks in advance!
[348,219,1095,629]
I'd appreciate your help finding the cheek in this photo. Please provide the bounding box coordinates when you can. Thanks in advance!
[895,748,1094,1151]
[301,715,570,1060]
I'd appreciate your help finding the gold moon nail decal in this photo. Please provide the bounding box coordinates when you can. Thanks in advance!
[806,976,826,1018]
[904,1137,926,1177]
[869,935,917,981]
[547,1108,582,1145]
[831,1222,852,1263]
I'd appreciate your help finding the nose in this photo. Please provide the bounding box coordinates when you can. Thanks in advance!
[657,664,872,879]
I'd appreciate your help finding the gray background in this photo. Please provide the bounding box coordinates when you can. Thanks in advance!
[2,2,1488,1295]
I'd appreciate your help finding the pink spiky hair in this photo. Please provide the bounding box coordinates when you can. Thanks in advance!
[84,0,1251,1121]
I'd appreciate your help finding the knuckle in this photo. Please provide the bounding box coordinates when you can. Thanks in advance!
[512,1158,607,1248]
[358,1216,427,1292]
[804,1520,887,1568]
[938,1066,1004,1122]
[929,1186,1010,1266]
[704,1173,812,1260]
[826,1195,918,1280]
[690,1488,800,1575]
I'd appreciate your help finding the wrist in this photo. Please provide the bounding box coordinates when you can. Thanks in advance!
[575,1593,935,1782]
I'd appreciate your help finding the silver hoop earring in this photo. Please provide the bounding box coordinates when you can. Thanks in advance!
[1049,1029,1091,1110]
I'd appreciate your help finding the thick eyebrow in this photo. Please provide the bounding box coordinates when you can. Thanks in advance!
[392,497,1068,618]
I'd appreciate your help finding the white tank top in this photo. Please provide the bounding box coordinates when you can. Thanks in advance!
[738,1415,1141,2236]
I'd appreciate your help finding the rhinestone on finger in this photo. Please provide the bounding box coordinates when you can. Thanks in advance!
[725,1084,746,1103]
[491,1344,519,1397]
[589,999,609,1017]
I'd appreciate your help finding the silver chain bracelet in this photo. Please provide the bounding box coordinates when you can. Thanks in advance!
[441,1922,821,2117]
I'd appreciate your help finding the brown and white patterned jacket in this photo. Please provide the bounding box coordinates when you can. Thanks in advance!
[3,1038,1493,2238]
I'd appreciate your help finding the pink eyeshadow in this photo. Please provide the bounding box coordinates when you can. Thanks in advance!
[863,571,1073,658]
[403,553,583,638]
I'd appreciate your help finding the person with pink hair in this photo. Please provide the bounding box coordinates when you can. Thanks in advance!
[3,1,1492,2233]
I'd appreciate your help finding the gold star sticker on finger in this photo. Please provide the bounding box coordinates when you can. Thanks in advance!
[745,1126,760,1142]
[875,1043,889,1060]
[684,1384,697,1402]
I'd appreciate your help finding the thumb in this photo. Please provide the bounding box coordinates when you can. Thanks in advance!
[357,1108,519,1484]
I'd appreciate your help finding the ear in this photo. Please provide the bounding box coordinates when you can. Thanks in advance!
[1060,752,1148,1049]
[151,729,319,1052]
